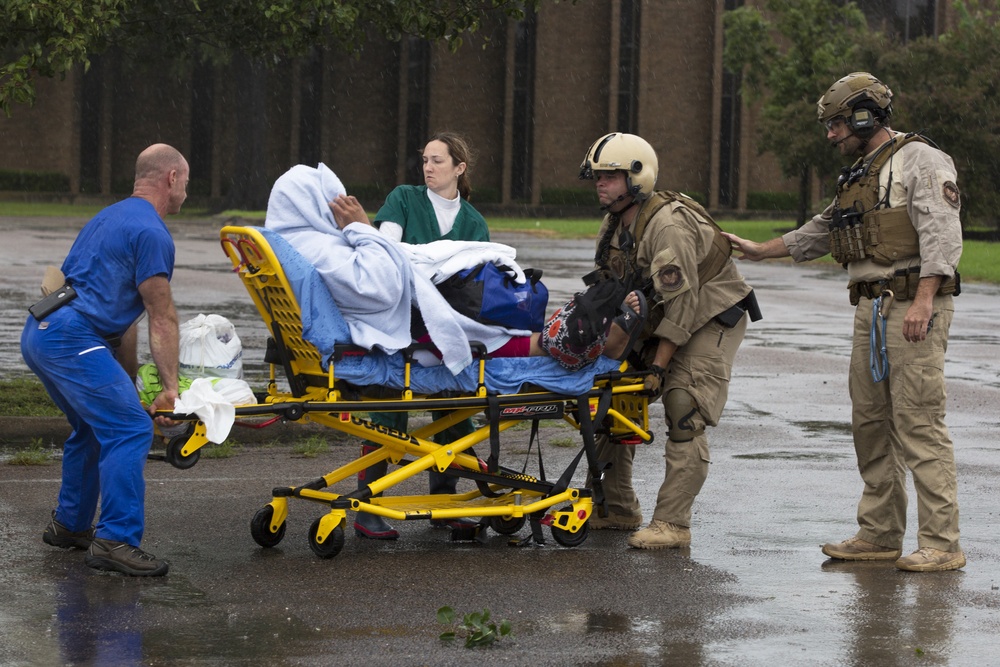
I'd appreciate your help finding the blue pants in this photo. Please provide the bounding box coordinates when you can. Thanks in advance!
[21,310,153,547]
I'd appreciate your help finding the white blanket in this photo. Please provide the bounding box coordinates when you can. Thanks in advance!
[401,240,526,285]
[264,164,527,374]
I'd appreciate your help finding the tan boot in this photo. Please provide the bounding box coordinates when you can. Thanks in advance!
[626,519,690,549]
[821,536,901,561]
[588,511,642,531]
[895,547,966,572]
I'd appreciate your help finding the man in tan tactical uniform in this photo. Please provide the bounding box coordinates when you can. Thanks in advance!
[579,132,758,549]
[724,72,965,572]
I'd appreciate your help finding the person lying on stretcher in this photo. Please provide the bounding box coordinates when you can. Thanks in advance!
[331,193,646,371]
[264,163,646,373]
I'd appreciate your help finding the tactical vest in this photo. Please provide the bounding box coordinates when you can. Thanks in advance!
[831,135,923,266]
[598,190,732,292]
[595,191,733,339]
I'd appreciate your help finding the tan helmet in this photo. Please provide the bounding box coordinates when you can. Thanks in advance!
[579,132,658,200]
[816,72,893,127]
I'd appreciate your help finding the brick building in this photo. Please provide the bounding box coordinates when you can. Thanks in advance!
[0,0,951,213]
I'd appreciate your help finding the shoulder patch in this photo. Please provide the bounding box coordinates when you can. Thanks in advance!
[650,246,690,298]
[942,181,961,208]
[656,264,685,292]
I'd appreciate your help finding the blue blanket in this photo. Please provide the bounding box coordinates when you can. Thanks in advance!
[259,227,621,396]
[259,227,352,353]
[331,351,621,396]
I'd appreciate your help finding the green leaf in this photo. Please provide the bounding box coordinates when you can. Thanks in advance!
[473,627,497,646]
[436,606,455,624]
[439,631,456,642]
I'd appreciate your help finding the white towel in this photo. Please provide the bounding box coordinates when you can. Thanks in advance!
[400,240,526,285]
[172,378,236,444]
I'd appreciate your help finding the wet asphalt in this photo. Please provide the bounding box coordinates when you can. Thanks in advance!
[1,216,999,666]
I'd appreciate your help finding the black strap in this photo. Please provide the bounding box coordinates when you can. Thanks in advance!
[486,395,501,474]
[578,390,610,511]
[475,479,506,499]
[552,446,587,498]
[520,419,546,482]
[552,391,610,496]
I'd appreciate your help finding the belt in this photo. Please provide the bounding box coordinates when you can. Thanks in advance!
[852,279,890,301]
[849,267,960,305]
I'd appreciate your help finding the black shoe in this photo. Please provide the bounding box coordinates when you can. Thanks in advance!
[42,511,95,550]
[84,538,169,577]
[612,291,648,361]
[353,513,400,540]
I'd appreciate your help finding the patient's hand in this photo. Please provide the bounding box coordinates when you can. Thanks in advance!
[330,195,371,229]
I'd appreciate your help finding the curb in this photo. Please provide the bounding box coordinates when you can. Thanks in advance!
[0,416,331,447]
[0,417,69,445]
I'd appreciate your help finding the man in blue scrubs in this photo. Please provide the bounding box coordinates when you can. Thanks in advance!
[22,144,189,576]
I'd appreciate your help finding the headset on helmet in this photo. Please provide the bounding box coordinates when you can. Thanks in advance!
[579,132,659,201]
[816,72,893,139]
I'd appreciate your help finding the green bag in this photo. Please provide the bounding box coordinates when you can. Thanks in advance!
[135,364,197,406]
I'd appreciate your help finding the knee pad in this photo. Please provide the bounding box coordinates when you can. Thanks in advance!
[664,388,704,442]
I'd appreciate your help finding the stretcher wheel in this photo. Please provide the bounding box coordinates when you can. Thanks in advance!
[488,515,527,535]
[551,520,589,548]
[250,506,286,548]
[165,433,201,470]
[308,517,345,559]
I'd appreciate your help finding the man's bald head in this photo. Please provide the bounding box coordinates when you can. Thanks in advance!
[135,144,187,183]
[132,144,190,216]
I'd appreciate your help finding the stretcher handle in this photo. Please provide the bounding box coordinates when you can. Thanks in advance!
[331,340,488,364]
[402,341,440,363]
[219,236,263,274]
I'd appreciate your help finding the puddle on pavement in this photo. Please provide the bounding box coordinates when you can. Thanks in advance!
[728,402,773,418]
[795,420,852,438]
[731,420,851,460]
[733,450,846,461]
[26,571,329,666]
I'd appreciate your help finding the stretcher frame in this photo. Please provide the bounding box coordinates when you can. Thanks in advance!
[163,225,655,557]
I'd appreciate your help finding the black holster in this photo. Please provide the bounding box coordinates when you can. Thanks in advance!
[714,289,762,328]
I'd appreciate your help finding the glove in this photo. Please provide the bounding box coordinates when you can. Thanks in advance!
[643,364,666,397]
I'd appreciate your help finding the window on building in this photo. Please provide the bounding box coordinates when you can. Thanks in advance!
[298,50,323,168]
[511,11,537,201]
[854,0,937,41]
[189,61,214,197]
[405,37,431,185]
[719,0,743,208]
[79,55,104,194]
[719,69,741,207]
[617,0,641,134]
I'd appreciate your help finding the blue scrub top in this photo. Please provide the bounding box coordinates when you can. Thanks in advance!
[62,197,175,337]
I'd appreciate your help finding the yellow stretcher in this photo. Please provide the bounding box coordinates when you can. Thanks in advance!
[162,225,655,557]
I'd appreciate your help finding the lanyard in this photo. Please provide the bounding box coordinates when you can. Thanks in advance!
[869,290,894,383]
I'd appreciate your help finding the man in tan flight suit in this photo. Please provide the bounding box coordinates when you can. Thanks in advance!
[724,72,965,572]
[579,132,758,549]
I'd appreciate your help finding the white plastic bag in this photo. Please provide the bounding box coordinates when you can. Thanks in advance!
[178,313,243,379]
[210,378,257,407]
